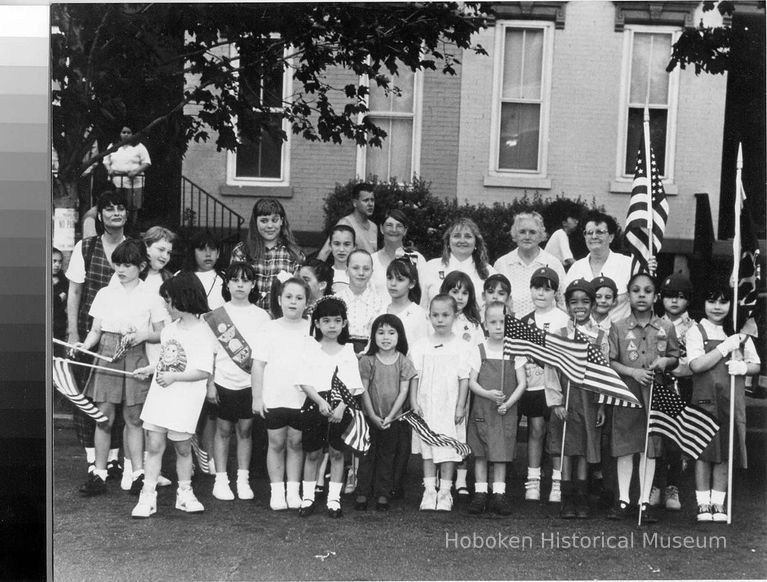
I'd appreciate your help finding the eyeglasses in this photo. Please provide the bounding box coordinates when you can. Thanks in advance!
[583,229,609,237]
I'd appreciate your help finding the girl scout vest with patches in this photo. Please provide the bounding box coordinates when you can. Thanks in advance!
[204,306,252,374]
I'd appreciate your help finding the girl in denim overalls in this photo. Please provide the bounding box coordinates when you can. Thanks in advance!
[687,284,760,523]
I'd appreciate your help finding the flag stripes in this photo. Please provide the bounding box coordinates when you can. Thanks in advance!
[504,317,641,408]
[400,410,471,457]
[504,317,588,384]
[190,434,210,474]
[649,381,719,459]
[625,132,669,275]
[330,368,370,453]
[52,357,108,424]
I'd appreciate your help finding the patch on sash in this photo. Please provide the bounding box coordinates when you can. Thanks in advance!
[625,330,637,340]
[628,351,639,361]
[627,341,638,351]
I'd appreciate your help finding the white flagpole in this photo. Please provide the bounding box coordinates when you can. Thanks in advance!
[727,144,744,525]
[559,381,570,479]
[638,379,655,526]
[52,337,114,362]
[643,105,654,274]
[56,357,135,377]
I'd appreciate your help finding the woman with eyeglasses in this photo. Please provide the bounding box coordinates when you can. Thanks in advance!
[493,212,566,317]
[370,209,426,296]
[563,210,633,322]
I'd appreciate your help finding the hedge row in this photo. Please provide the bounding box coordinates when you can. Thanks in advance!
[322,178,608,263]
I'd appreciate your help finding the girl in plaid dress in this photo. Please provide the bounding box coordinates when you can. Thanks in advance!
[232,198,304,314]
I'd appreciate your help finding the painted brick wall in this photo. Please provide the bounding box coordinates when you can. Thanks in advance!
[456,1,727,241]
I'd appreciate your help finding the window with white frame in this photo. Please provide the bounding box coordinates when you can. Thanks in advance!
[618,28,679,179]
[227,44,291,185]
[357,67,421,182]
[491,22,553,175]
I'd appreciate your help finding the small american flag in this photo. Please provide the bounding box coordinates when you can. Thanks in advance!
[330,368,370,454]
[400,410,471,458]
[649,380,719,459]
[190,434,210,474]
[52,357,108,424]
[625,132,669,275]
[504,317,641,408]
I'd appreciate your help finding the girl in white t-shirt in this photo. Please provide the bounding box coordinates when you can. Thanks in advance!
[385,258,429,348]
[251,278,315,511]
[300,296,364,518]
[440,271,484,347]
[76,240,166,498]
[328,224,355,295]
[206,262,271,502]
[179,230,225,473]
[131,272,216,518]
[181,230,225,311]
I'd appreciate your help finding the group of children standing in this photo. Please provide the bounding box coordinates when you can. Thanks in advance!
[58,201,760,525]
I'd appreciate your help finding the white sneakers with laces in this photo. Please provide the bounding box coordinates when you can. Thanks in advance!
[131,490,157,519]
[419,489,437,511]
[175,488,205,513]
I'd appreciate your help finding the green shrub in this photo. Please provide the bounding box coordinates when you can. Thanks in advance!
[322,178,604,262]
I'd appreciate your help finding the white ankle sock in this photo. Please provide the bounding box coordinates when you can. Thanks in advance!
[439,479,452,493]
[327,481,343,503]
[107,448,119,462]
[85,448,96,464]
[552,469,562,481]
[455,469,468,489]
[527,466,541,480]
[711,490,726,506]
[474,482,488,494]
[286,481,301,498]
[423,476,437,492]
[302,480,317,501]
[492,482,506,495]
[236,469,249,481]
[696,490,711,505]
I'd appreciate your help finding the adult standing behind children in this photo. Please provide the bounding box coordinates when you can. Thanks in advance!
[421,217,497,309]
[370,209,426,296]
[317,183,379,260]
[65,190,128,477]
[102,123,151,228]
[544,206,580,269]
[564,210,633,323]
[493,212,565,317]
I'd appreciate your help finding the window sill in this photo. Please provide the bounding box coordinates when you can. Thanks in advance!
[609,180,678,195]
[220,184,294,198]
[483,174,552,190]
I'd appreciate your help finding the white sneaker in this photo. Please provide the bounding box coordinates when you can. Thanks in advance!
[548,479,561,503]
[157,474,172,487]
[419,489,437,511]
[131,490,157,518]
[524,478,541,501]
[120,460,133,491]
[436,489,453,512]
[286,492,302,509]
[175,488,204,513]
[648,486,662,507]
[237,479,254,500]
[270,492,288,511]
[212,479,235,501]
[664,485,681,511]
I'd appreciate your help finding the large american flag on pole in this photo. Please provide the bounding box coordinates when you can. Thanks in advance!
[504,317,641,408]
[625,132,669,275]
[330,367,370,454]
[399,410,471,457]
[649,380,719,459]
[732,166,761,335]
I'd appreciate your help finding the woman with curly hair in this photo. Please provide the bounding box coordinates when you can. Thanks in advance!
[420,217,496,309]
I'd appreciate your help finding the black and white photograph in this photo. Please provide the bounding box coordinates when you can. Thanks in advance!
[48,2,766,580]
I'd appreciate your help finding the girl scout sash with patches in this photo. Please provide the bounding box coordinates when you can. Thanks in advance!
[204,306,252,374]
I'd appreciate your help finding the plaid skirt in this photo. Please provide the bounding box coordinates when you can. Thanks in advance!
[85,332,150,406]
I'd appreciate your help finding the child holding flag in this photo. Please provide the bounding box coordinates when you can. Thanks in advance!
[547,278,605,519]
[605,272,679,523]
[687,282,760,522]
